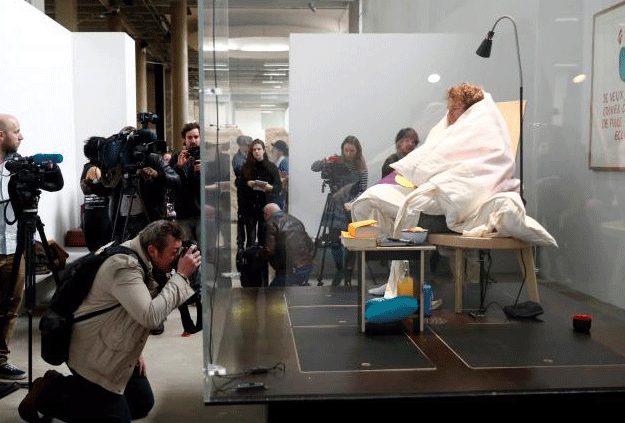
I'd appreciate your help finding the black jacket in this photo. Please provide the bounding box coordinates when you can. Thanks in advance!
[263,211,314,272]
[241,159,281,214]
[111,153,180,222]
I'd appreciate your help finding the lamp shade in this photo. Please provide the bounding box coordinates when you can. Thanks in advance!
[476,31,495,57]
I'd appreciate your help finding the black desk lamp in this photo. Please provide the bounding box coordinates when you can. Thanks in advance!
[476,15,525,203]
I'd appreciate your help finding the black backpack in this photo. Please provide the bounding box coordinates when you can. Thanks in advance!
[39,244,148,366]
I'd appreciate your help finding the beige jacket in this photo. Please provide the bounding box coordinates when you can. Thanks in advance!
[67,236,195,394]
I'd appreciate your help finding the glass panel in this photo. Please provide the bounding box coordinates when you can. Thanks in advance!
[198,0,230,401]
[201,0,625,402]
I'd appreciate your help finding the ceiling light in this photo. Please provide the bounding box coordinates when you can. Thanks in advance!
[203,37,289,52]
[428,73,441,83]
[573,74,587,83]
[263,72,287,76]
[262,80,282,84]
[264,63,289,67]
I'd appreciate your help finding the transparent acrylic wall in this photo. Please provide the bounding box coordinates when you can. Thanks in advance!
[198,0,231,398]
[359,0,625,309]
[200,0,625,401]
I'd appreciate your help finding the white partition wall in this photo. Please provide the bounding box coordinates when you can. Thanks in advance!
[0,0,136,244]
[289,33,522,233]
[0,0,75,244]
[72,32,137,196]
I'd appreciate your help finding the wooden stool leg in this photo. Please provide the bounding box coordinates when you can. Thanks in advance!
[517,247,539,302]
[454,248,465,313]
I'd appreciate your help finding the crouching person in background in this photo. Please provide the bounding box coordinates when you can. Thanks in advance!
[19,220,201,423]
[262,203,315,287]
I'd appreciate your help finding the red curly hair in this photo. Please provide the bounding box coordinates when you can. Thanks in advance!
[447,83,484,112]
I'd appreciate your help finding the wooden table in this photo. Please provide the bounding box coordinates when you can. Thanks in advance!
[344,243,436,332]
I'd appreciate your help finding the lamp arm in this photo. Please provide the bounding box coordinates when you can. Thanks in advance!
[490,15,523,88]
[490,14,524,202]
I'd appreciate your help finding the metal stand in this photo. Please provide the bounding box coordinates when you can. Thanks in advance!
[111,170,150,242]
[0,207,60,398]
[468,250,492,319]
[312,186,339,285]
[312,181,376,286]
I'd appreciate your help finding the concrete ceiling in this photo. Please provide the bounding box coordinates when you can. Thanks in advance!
[44,0,353,110]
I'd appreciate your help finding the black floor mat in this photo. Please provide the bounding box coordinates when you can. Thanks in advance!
[285,287,358,307]
[289,305,357,327]
[432,320,625,369]
[292,326,435,372]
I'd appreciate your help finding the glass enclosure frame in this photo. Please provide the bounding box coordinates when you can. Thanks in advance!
[199,0,625,402]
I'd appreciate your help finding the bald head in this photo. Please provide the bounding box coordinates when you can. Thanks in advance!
[0,114,16,132]
[0,114,22,160]
[263,203,281,221]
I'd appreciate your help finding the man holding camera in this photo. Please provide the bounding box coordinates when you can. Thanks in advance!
[170,122,201,243]
[0,114,63,380]
[0,114,27,380]
[19,220,201,422]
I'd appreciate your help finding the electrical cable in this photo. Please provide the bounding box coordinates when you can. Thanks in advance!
[211,362,286,393]
[512,247,528,306]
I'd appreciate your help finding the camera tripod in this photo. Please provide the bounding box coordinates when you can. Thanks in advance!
[111,169,151,242]
[0,198,61,398]
[312,182,340,285]
[312,181,376,286]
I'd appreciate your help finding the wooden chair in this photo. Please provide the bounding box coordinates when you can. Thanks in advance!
[427,100,539,313]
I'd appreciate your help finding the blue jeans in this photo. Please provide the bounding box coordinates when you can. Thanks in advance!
[38,367,154,422]
[270,264,314,287]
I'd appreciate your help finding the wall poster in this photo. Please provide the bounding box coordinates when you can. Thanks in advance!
[590,0,625,170]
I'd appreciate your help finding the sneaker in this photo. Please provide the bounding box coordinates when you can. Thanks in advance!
[368,284,387,296]
[18,369,63,423]
[0,362,27,380]
[431,299,443,310]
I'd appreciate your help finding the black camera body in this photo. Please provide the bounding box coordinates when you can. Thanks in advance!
[123,128,167,172]
[137,112,158,126]
[98,112,167,186]
[5,156,63,218]
[319,158,351,193]
[187,146,200,161]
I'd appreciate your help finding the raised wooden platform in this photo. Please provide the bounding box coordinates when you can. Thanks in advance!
[206,281,625,419]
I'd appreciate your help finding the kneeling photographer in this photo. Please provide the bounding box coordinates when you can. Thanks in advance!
[18,220,201,423]
[0,114,63,381]
[101,114,180,243]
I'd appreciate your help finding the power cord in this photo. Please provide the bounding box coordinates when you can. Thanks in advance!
[211,362,286,394]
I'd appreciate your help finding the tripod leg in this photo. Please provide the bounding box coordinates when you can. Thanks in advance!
[35,219,61,286]
[314,193,333,285]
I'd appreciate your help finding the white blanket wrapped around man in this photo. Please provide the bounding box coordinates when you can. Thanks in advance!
[351,92,557,298]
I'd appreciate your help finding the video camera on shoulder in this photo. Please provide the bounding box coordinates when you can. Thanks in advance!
[97,112,168,186]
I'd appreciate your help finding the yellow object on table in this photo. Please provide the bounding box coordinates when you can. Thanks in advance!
[348,219,379,238]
